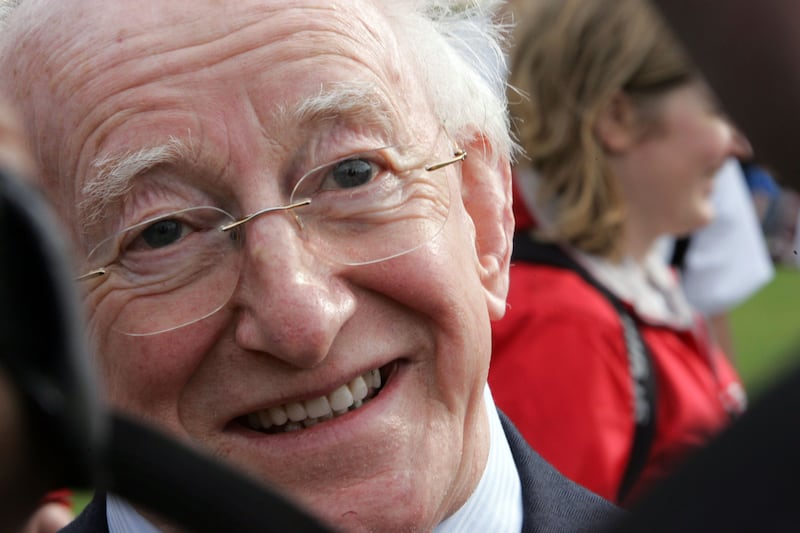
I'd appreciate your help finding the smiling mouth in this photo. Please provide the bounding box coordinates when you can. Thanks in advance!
[237,364,392,434]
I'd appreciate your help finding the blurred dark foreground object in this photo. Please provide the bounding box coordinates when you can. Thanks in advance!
[0,165,102,531]
[0,167,332,533]
[611,358,800,532]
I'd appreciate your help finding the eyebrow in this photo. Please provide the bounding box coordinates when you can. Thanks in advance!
[287,82,398,140]
[79,136,194,226]
[79,84,399,227]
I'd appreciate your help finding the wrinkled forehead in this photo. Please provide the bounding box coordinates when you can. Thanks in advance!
[14,0,406,65]
[3,0,428,222]
[12,0,413,116]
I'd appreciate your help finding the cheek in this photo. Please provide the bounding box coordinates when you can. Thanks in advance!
[428,208,492,397]
[91,323,216,422]
[368,200,489,381]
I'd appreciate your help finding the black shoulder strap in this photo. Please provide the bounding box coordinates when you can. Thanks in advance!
[670,235,692,273]
[512,232,658,504]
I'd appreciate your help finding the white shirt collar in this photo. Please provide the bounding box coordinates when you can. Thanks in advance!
[572,246,695,328]
[434,384,523,533]
[107,494,160,533]
[108,385,523,532]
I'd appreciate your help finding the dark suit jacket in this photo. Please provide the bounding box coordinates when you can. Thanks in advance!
[498,412,622,532]
[61,411,621,533]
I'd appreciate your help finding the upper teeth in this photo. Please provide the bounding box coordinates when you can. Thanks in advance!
[246,368,382,433]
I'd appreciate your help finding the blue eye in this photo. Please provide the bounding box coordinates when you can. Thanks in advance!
[331,158,375,188]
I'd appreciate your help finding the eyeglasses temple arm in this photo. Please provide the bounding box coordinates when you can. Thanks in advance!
[75,268,107,282]
[424,149,467,172]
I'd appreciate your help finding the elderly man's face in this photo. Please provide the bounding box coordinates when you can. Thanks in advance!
[9,0,511,530]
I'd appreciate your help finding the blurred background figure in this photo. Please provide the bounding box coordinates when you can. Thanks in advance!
[661,156,774,362]
[609,0,800,528]
[768,188,800,266]
[489,0,749,507]
[740,159,781,235]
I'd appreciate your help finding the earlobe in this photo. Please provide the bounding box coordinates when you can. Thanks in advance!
[459,135,514,321]
[594,91,638,154]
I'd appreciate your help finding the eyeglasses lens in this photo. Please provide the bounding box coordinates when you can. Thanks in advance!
[84,148,452,336]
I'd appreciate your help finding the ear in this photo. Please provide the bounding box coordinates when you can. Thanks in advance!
[593,91,638,154]
[459,135,514,320]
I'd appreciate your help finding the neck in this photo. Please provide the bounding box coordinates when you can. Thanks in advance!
[621,210,660,264]
[446,389,492,517]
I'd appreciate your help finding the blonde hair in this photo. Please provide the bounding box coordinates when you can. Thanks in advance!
[508,0,694,257]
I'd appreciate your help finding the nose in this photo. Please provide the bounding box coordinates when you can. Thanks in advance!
[230,214,356,369]
[726,123,754,161]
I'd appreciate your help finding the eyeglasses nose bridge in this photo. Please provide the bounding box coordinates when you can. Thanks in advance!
[219,198,311,232]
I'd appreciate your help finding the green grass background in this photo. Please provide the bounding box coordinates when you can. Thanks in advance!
[730,265,800,399]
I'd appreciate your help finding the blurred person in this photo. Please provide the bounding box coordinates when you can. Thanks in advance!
[611,0,800,530]
[0,0,622,532]
[489,0,750,507]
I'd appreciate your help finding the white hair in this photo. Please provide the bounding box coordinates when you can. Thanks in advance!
[0,0,22,29]
[0,0,513,157]
[81,137,195,226]
[381,0,515,163]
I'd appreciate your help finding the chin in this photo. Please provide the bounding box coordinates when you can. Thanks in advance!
[699,204,716,227]
[695,212,714,230]
[685,199,715,232]
[294,476,436,533]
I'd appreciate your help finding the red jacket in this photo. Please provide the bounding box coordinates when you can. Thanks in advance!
[489,260,745,505]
